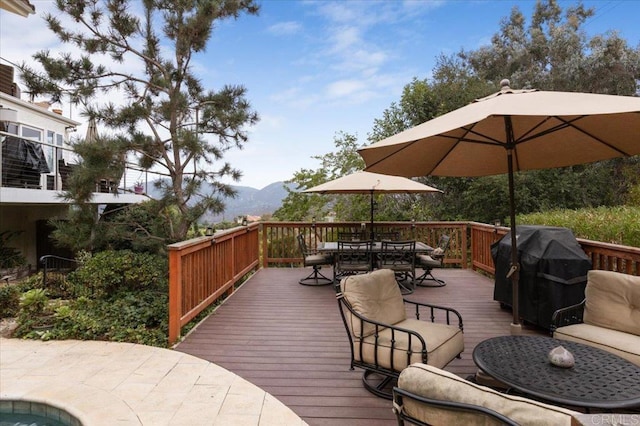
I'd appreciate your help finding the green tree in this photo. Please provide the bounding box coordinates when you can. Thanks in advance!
[274,131,442,222]
[274,132,366,221]
[463,0,640,94]
[456,0,640,221]
[369,0,640,223]
[19,0,260,244]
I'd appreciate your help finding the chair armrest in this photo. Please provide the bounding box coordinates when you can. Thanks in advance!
[337,294,429,360]
[392,387,519,426]
[403,299,464,331]
[550,299,585,335]
[431,253,445,261]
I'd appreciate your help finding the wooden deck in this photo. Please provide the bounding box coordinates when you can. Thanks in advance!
[176,267,545,425]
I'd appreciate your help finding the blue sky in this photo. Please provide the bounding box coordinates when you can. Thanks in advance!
[1,1,639,189]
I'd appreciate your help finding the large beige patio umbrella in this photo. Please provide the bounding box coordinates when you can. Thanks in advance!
[304,170,441,239]
[358,80,640,328]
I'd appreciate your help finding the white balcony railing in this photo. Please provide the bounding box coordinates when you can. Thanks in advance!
[1,131,156,196]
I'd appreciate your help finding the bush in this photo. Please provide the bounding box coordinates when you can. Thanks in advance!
[19,288,48,314]
[518,206,640,247]
[0,230,27,269]
[14,250,169,346]
[0,275,42,318]
[0,285,22,318]
[67,250,167,298]
[47,291,168,346]
[14,288,56,337]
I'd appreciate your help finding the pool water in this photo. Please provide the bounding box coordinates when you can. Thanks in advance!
[0,400,81,426]
[0,412,69,426]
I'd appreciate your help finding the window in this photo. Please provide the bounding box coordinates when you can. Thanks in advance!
[56,133,64,160]
[21,125,42,141]
[4,123,18,135]
[46,130,55,170]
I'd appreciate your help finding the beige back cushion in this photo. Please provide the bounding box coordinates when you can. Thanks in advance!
[397,363,577,426]
[341,269,406,337]
[583,270,640,336]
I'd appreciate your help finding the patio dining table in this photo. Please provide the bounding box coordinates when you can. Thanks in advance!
[318,241,433,253]
[319,241,433,294]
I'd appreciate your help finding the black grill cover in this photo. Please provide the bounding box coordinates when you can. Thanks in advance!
[491,225,592,330]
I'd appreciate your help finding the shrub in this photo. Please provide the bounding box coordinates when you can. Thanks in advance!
[14,288,56,337]
[0,285,21,318]
[42,272,75,299]
[14,249,172,346]
[0,230,27,269]
[47,290,168,346]
[67,250,167,298]
[19,288,48,314]
[518,206,640,247]
[0,276,42,318]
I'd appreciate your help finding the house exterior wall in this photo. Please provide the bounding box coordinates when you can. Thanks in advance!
[1,88,145,269]
[0,204,68,268]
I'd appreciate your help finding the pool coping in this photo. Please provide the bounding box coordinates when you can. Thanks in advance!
[0,338,308,426]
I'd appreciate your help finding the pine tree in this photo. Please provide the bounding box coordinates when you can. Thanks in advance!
[19,0,260,244]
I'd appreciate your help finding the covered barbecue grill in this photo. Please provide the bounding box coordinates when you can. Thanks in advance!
[492,225,592,330]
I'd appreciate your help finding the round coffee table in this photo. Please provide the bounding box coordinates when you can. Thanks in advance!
[472,335,640,410]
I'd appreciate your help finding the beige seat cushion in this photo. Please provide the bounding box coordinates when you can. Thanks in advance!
[397,363,579,426]
[416,254,440,267]
[583,270,640,336]
[341,269,406,337]
[305,253,332,266]
[553,323,640,366]
[355,319,463,370]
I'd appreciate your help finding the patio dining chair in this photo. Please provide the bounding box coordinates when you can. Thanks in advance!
[415,234,450,287]
[378,240,416,294]
[334,240,373,286]
[297,234,334,286]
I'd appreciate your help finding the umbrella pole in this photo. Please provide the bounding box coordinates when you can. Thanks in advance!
[369,190,375,240]
[506,146,520,329]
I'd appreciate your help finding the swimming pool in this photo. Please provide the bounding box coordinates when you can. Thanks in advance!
[0,400,82,426]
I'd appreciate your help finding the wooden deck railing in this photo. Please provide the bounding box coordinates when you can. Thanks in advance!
[168,224,260,344]
[168,220,637,344]
[260,221,468,268]
[469,222,640,276]
[577,238,640,275]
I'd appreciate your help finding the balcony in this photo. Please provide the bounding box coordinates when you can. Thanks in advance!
[1,133,152,204]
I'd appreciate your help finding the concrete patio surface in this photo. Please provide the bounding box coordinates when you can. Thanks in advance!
[0,338,308,425]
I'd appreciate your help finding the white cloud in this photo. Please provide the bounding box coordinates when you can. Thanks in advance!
[254,113,284,130]
[267,21,303,36]
[270,87,302,103]
[326,79,366,99]
[328,26,362,53]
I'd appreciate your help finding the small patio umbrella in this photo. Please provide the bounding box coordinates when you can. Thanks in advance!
[303,170,442,239]
[85,117,98,142]
[358,80,640,328]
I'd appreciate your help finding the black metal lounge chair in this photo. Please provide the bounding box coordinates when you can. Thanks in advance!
[336,269,464,399]
[415,234,450,287]
[297,234,333,286]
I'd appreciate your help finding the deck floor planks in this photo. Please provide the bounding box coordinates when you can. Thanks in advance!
[176,267,544,425]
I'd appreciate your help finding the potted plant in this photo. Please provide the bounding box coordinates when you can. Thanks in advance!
[134,181,144,194]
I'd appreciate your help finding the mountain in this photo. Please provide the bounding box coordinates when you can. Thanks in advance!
[204,181,292,223]
[139,180,293,223]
